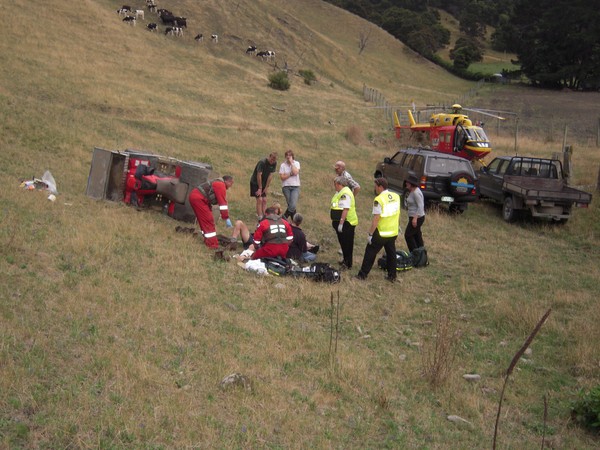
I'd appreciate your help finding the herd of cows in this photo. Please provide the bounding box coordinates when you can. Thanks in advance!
[116,2,276,59]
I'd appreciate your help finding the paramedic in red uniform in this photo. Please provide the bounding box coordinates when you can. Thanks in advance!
[189,175,234,249]
[251,206,293,260]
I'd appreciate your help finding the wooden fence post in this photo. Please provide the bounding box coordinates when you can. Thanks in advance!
[563,145,573,185]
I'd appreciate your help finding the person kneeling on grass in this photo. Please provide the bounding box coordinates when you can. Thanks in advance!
[286,213,317,263]
[251,206,293,260]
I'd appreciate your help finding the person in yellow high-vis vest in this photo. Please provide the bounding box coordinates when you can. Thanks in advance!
[330,176,358,270]
[355,177,400,282]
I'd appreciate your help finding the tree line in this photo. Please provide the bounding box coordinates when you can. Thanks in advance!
[325,0,600,90]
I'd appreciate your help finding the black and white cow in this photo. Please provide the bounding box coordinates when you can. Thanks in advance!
[246,45,257,55]
[174,17,187,28]
[194,34,204,42]
[122,15,137,25]
[117,6,131,16]
[165,26,183,36]
[211,34,218,43]
[257,50,275,61]
[157,9,173,17]
[147,22,158,31]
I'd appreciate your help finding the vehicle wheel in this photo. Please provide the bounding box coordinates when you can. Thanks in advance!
[449,171,475,197]
[502,196,518,222]
[449,204,466,214]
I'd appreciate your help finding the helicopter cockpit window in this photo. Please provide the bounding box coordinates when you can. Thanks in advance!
[473,127,489,141]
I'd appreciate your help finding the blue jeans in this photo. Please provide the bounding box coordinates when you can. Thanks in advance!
[302,252,316,262]
[282,185,300,215]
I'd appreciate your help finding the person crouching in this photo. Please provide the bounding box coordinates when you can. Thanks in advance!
[251,206,293,259]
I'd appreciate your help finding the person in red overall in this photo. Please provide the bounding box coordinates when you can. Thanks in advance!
[251,206,293,259]
[189,175,234,249]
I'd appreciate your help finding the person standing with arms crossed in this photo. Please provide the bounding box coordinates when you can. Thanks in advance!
[333,160,360,196]
[279,149,301,220]
[330,176,358,270]
[355,177,400,282]
[250,152,277,221]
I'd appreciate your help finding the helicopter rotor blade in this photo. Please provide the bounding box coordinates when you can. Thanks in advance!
[461,107,517,120]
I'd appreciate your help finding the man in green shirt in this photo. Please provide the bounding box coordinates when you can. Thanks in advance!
[250,152,277,220]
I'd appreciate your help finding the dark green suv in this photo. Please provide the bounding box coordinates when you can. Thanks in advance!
[373,148,478,213]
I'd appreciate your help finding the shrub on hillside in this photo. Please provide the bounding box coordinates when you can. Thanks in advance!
[345,125,362,145]
[299,69,317,85]
[572,385,600,432]
[268,71,290,91]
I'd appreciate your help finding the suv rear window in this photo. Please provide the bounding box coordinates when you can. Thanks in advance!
[426,157,471,175]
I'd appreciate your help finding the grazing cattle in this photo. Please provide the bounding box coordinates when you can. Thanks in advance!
[165,26,183,36]
[257,50,275,61]
[211,34,218,43]
[246,45,257,55]
[135,9,145,20]
[160,14,176,26]
[123,15,137,25]
[147,22,158,31]
[194,34,204,42]
[116,7,131,16]
[157,9,172,17]
[147,4,157,13]
[174,17,187,28]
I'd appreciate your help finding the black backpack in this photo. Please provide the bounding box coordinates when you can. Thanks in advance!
[378,250,414,272]
[411,247,429,268]
[260,257,292,276]
[291,262,341,283]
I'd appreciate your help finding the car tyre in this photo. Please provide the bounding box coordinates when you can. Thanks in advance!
[502,196,519,222]
[449,171,475,197]
[449,203,466,214]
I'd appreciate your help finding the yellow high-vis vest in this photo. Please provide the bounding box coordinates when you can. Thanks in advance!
[374,189,400,237]
[330,186,358,225]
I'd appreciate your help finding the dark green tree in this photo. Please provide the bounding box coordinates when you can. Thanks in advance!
[450,37,483,69]
[512,0,600,89]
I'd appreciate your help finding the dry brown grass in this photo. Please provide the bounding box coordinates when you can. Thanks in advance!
[345,125,364,146]
[1,0,599,448]
[421,313,460,388]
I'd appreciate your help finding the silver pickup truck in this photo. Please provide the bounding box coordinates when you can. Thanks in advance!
[478,156,592,223]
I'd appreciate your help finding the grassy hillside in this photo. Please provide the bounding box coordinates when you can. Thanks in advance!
[436,9,519,75]
[1,0,599,448]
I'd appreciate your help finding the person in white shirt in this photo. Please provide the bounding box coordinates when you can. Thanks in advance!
[279,149,301,220]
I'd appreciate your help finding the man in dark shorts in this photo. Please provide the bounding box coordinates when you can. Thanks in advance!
[250,152,277,220]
